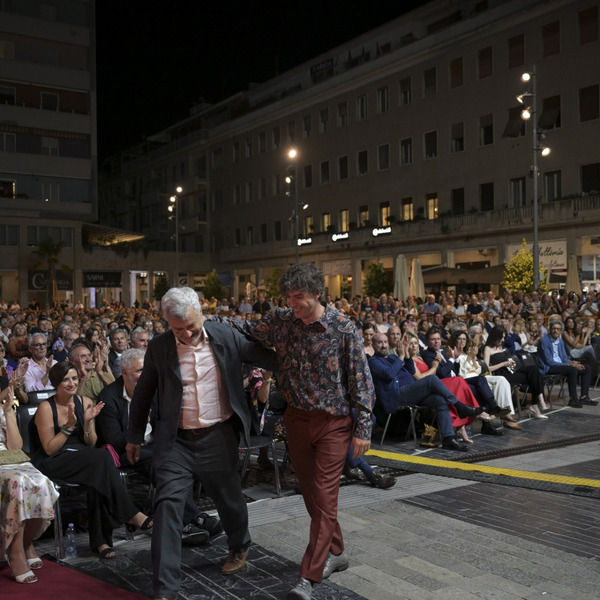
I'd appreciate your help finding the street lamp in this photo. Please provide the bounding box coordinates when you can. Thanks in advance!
[286,148,303,264]
[517,65,551,290]
[167,185,183,286]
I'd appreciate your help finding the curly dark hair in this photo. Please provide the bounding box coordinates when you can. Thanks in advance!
[279,263,324,297]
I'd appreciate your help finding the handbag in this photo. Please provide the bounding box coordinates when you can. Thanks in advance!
[0,448,30,465]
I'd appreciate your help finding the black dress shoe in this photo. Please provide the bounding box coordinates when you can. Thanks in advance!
[580,396,599,406]
[441,437,470,452]
[490,406,511,418]
[481,422,504,436]
[454,402,484,419]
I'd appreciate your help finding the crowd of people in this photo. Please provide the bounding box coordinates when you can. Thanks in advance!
[0,282,598,598]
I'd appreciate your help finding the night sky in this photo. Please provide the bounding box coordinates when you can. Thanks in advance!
[95,0,432,161]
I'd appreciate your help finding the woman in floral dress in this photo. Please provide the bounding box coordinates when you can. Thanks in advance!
[0,375,58,584]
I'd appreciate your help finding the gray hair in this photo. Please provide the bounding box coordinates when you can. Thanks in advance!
[28,332,47,346]
[130,327,147,342]
[108,327,128,342]
[161,287,202,320]
[279,263,324,297]
[121,348,145,372]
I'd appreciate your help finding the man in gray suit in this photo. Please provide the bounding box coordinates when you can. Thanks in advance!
[126,287,276,600]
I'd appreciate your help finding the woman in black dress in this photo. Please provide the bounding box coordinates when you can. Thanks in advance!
[32,361,152,559]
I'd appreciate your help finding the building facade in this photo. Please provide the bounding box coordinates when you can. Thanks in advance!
[100,0,600,300]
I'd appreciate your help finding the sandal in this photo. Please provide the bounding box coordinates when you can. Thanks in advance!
[27,557,43,570]
[96,546,116,560]
[13,569,38,584]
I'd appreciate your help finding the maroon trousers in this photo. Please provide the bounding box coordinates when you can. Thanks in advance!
[284,406,353,583]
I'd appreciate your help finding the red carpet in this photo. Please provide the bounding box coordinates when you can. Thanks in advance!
[0,558,148,600]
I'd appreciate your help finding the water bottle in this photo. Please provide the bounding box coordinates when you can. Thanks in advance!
[64,523,77,559]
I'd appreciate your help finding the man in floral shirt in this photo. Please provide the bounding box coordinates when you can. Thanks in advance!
[247,263,374,600]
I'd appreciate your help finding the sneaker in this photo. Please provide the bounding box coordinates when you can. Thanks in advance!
[580,396,599,406]
[195,512,223,538]
[367,472,396,489]
[221,548,248,575]
[322,550,349,579]
[287,577,313,600]
[568,397,583,408]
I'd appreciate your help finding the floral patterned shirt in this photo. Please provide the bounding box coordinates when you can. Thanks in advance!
[247,306,375,440]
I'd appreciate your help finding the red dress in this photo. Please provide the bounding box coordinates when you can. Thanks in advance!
[413,357,480,427]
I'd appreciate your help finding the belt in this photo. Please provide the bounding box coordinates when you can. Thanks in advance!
[177,421,227,439]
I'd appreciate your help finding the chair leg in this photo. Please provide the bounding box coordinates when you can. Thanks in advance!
[239,448,252,485]
[379,414,392,448]
[270,440,281,496]
[408,407,419,448]
[54,496,64,560]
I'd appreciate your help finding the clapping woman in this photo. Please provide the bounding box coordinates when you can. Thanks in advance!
[31,361,152,560]
[0,374,58,584]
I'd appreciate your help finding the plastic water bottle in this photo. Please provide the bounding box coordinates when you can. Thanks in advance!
[64,523,77,559]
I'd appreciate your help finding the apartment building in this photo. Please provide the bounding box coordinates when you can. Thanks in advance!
[100,0,600,300]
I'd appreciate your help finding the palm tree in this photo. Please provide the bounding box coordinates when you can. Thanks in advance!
[32,238,70,308]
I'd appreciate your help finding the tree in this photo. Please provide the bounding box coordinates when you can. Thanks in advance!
[264,267,284,298]
[154,274,170,301]
[502,239,548,293]
[32,238,70,308]
[362,262,392,298]
[202,269,223,300]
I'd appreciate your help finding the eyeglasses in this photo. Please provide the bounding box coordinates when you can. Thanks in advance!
[30,343,48,349]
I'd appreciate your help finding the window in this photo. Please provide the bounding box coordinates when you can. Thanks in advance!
[211,147,223,169]
[41,137,58,156]
[303,165,313,188]
[322,212,331,232]
[579,7,598,44]
[258,132,266,153]
[320,161,330,184]
[245,182,253,203]
[399,77,412,105]
[258,177,266,199]
[378,144,390,170]
[450,122,464,153]
[402,198,413,221]
[544,170,561,201]
[303,115,312,138]
[581,163,600,194]
[41,92,58,111]
[0,85,15,105]
[539,95,561,129]
[356,95,367,120]
[234,228,241,247]
[503,106,525,137]
[319,108,329,133]
[0,132,15,152]
[400,137,412,165]
[338,155,348,180]
[272,174,280,195]
[304,215,313,236]
[245,137,252,158]
[426,194,438,220]
[233,184,241,205]
[288,121,296,143]
[0,180,15,199]
[542,21,560,56]
[479,114,493,145]
[449,57,463,88]
[510,177,526,207]
[272,126,280,149]
[479,182,494,211]
[0,40,15,60]
[233,142,240,162]
[337,101,347,126]
[359,205,369,226]
[579,84,599,121]
[357,150,368,175]
[339,209,349,232]
[478,46,493,78]
[246,226,253,245]
[377,86,389,113]
[507,34,525,68]
[423,68,436,97]
[41,181,59,202]
[451,188,465,215]
[379,201,390,225]
[274,220,282,241]
[424,131,437,159]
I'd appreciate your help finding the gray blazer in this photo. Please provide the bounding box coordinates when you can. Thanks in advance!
[127,320,277,468]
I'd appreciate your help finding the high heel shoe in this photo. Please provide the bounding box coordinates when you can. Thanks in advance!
[26,557,43,570]
[477,411,493,422]
[527,406,548,420]
[12,569,38,584]
[456,427,473,444]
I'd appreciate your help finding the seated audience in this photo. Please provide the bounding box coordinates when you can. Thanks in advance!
[23,333,55,393]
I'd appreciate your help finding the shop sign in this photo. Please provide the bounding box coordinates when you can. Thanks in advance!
[82,271,122,287]
[507,239,566,270]
[28,270,73,291]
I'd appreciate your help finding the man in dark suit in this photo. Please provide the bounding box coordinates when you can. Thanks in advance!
[108,328,129,378]
[126,287,276,600]
[96,348,217,547]
[422,327,508,435]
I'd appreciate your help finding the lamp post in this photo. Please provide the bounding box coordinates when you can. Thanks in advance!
[518,65,551,291]
[168,185,183,286]
[286,149,300,264]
